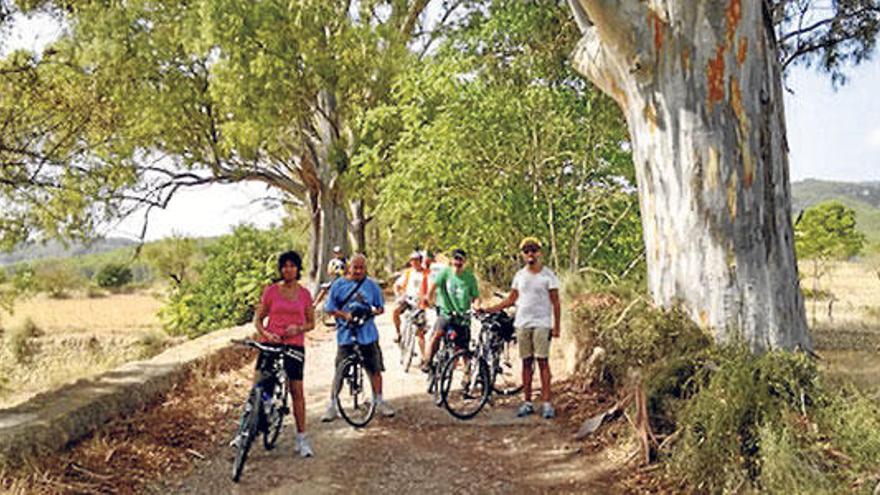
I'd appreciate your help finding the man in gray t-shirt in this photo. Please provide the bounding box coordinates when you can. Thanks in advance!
[483,237,561,419]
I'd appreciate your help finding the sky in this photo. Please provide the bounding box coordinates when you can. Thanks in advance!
[3,10,879,241]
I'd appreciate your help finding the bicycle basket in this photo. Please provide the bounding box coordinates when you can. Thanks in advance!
[484,312,515,341]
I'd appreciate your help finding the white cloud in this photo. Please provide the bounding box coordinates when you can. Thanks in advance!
[867,126,880,149]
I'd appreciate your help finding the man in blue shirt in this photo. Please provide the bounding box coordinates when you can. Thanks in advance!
[321,254,395,421]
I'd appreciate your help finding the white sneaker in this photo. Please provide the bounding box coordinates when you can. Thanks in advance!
[320,403,338,422]
[376,400,396,418]
[297,436,314,458]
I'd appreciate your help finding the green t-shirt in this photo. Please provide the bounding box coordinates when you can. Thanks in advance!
[435,267,480,316]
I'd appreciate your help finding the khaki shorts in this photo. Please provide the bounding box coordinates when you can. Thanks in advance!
[517,326,551,359]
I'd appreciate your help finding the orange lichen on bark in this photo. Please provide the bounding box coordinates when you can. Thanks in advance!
[681,46,691,72]
[729,78,755,188]
[650,11,664,52]
[707,45,726,106]
[726,0,742,47]
[737,37,748,65]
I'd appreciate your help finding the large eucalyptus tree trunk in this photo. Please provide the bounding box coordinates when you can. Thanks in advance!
[568,0,810,351]
[304,90,349,289]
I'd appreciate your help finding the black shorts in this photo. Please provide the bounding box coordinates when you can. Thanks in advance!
[435,314,471,349]
[336,342,384,375]
[255,345,305,381]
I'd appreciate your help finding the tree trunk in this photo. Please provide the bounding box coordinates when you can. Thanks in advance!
[304,89,349,289]
[348,198,367,255]
[306,186,348,289]
[569,0,810,351]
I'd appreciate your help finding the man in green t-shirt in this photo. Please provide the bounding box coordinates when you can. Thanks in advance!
[420,248,480,372]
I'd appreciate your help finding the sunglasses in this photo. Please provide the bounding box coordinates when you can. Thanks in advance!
[521,246,540,254]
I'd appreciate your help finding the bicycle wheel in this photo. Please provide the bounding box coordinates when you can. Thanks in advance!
[263,382,287,450]
[231,387,261,482]
[334,357,376,428]
[402,322,418,372]
[491,342,523,396]
[440,350,490,420]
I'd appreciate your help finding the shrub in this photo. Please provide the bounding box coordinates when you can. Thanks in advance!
[160,225,295,337]
[33,260,83,298]
[86,285,107,298]
[95,263,133,289]
[569,288,880,492]
[6,317,43,363]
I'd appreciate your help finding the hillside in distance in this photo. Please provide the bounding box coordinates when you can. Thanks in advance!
[791,179,880,246]
[0,237,138,266]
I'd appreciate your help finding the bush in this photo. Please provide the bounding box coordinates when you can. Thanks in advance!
[5,317,43,363]
[569,289,880,492]
[160,225,296,337]
[33,260,83,298]
[94,263,133,289]
[86,285,107,298]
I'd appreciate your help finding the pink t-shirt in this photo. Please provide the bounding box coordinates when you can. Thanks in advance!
[259,283,313,346]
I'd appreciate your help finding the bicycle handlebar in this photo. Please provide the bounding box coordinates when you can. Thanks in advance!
[232,338,304,361]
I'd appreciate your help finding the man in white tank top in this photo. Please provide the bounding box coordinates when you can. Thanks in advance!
[483,237,560,419]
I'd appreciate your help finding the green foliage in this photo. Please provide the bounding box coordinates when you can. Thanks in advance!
[570,288,880,492]
[142,235,199,286]
[796,200,866,261]
[373,0,641,285]
[94,263,133,289]
[569,287,711,389]
[32,260,83,298]
[792,180,880,246]
[160,225,295,337]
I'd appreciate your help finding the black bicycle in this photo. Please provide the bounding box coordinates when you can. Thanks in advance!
[333,342,377,428]
[438,312,491,419]
[475,310,523,396]
[425,314,461,407]
[230,339,300,482]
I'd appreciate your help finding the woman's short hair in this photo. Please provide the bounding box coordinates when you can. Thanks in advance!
[278,250,303,280]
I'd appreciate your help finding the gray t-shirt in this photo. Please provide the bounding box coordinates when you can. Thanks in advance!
[511,266,559,329]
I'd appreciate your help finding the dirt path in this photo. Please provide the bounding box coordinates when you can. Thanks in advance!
[152,314,619,494]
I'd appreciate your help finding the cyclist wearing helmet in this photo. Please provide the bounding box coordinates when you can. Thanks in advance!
[421,248,481,372]
[483,237,560,419]
[392,251,427,343]
[326,245,347,278]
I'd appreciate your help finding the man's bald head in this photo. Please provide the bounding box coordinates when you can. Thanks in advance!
[349,253,367,280]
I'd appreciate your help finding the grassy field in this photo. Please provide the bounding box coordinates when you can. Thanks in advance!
[804,260,880,348]
[804,260,880,398]
[0,289,173,409]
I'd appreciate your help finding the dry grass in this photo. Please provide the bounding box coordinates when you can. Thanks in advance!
[0,349,253,494]
[802,260,880,350]
[5,291,162,336]
[0,290,168,409]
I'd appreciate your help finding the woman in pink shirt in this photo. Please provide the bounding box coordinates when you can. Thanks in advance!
[253,250,315,457]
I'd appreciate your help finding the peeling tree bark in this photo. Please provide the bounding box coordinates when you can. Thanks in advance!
[569,0,810,351]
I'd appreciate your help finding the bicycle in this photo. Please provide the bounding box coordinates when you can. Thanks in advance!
[474,310,523,396]
[437,311,491,420]
[398,296,428,373]
[230,338,301,482]
[425,313,463,408]
[332,304,379,428]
